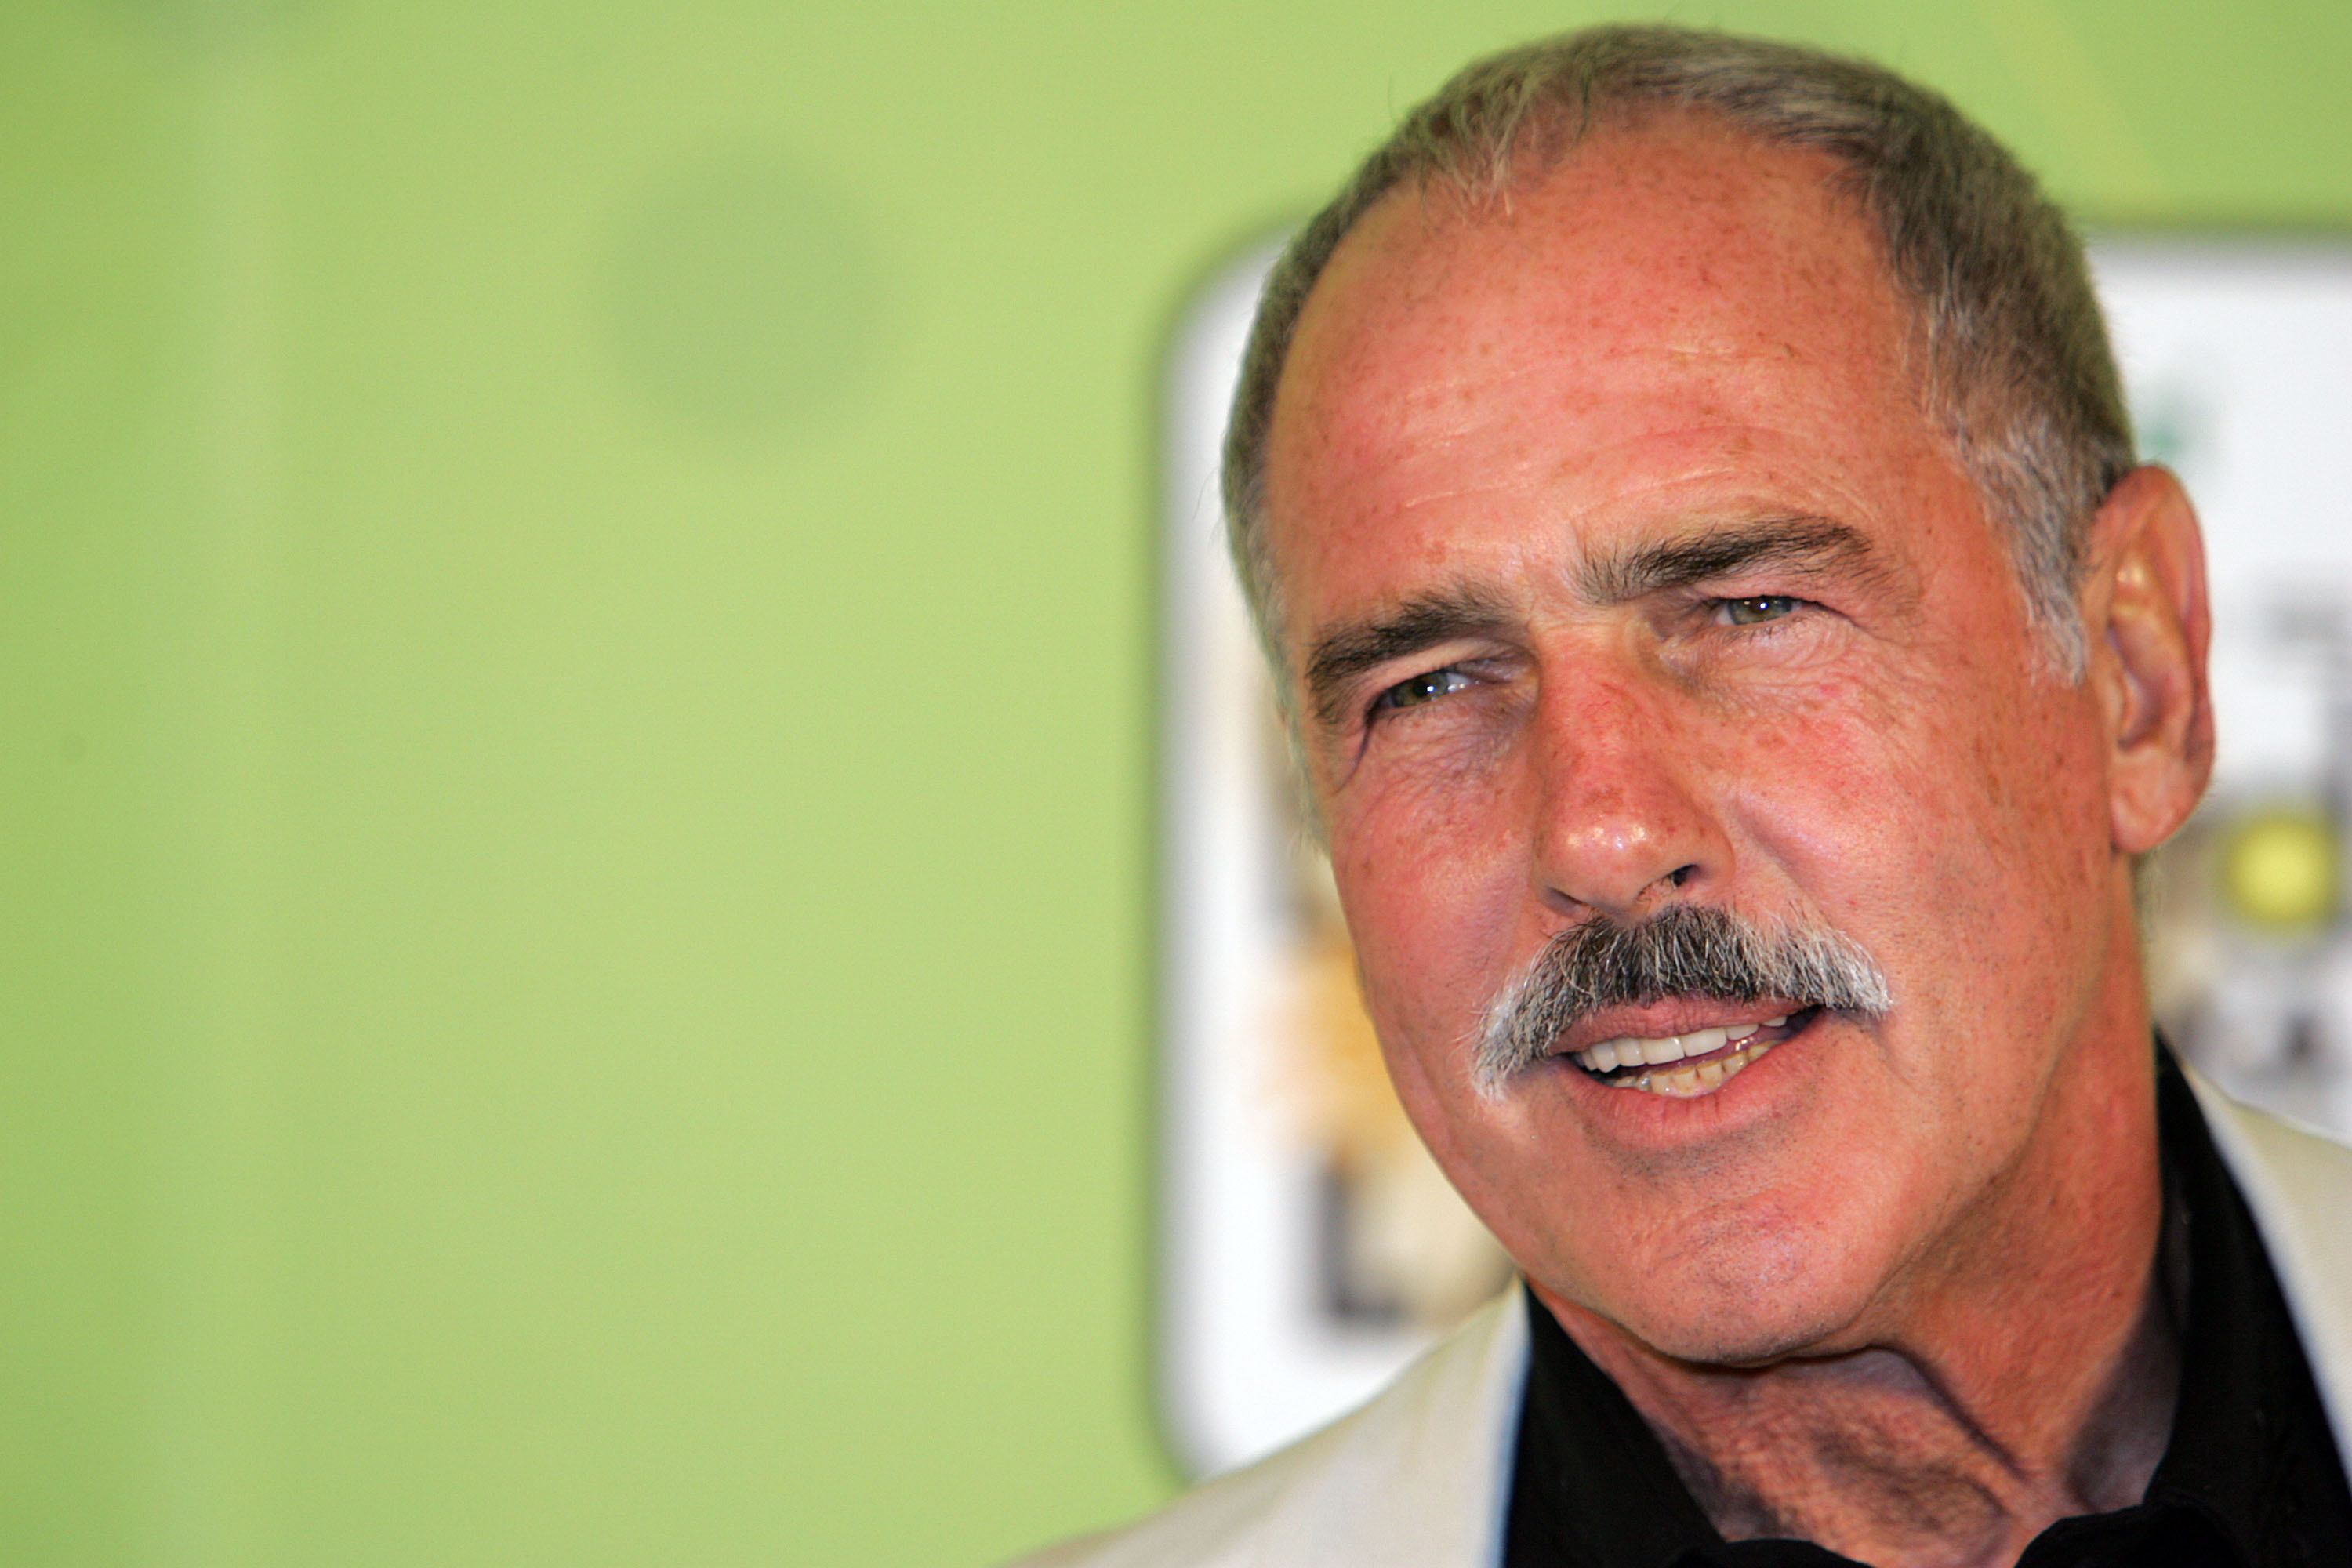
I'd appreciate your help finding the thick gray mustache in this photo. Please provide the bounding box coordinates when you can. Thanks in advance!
[1472,904,1893,1094]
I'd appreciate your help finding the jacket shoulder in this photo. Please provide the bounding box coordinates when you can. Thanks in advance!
[1004,1290,1529,1568]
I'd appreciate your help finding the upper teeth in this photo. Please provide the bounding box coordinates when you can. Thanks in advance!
[1572,1016,1790,1073]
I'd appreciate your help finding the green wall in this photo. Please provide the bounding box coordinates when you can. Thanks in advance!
[3,2,2345,1563]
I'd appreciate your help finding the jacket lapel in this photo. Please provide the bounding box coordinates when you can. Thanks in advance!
[2184,1067,2352,1478]
[1241,1288,1528,1566]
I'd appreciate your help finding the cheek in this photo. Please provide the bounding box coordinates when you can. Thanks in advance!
[1732,664,2114,1011]
[1327,789,1528,1066]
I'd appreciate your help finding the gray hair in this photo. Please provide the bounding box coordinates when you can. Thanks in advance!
[1222,24,2135,688]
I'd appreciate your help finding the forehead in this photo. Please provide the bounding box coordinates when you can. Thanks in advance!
[1263,117,1979,632]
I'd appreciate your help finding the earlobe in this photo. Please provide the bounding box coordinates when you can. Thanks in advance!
[2087,466,2214,855]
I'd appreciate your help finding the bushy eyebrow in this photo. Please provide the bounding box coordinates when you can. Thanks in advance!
[1577,516,1881,604]
[1303,585,1515,730]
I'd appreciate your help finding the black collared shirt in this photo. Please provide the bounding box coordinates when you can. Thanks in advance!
[1504,1054,2352,1566]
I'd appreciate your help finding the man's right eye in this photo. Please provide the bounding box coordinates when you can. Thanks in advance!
[1373,667,1472,713]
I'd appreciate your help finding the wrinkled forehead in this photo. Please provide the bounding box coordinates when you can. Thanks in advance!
[1259,119,1962,640]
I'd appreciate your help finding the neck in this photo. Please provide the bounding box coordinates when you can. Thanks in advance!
[1540,1000,2178,1567]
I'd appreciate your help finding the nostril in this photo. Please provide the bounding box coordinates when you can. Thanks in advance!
[1668,864,1698,887]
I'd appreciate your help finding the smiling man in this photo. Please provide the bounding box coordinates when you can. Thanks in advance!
[1018,25,2352,1568]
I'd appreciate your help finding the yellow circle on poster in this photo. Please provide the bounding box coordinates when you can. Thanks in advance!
[2220,808,2339,931]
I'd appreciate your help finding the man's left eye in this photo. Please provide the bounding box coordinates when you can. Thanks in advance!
[1374,667,1472,712]
[1721,595,1802,626]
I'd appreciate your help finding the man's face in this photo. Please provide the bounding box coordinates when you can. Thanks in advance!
[1262,118,2152,1364]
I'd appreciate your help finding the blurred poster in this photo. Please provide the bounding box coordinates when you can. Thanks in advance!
[1159,236,2352,1478]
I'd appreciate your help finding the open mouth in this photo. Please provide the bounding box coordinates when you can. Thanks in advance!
[1565,1007,1820,1098]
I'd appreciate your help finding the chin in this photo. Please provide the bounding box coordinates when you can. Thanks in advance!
[1560,1216,1886,1369]
[1616,1294,1861,1369]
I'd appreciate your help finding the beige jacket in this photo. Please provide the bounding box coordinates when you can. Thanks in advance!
[1018,1075,2352,1568]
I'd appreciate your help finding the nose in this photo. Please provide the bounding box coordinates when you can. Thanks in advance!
[1526,671,1730,923]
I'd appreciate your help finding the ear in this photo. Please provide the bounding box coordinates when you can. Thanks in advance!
[2082,466,2213,855]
